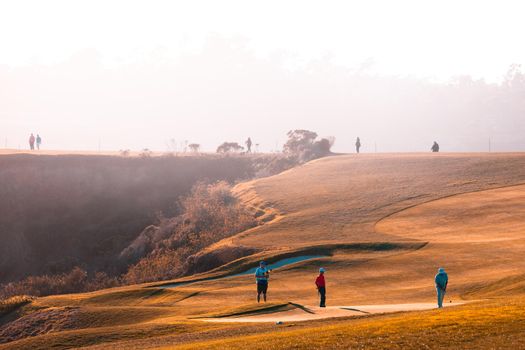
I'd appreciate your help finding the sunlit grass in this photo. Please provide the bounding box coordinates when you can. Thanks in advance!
[0,295,34,318]
[169,298,525,349]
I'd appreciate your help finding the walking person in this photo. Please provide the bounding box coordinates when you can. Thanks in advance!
[245,137,252,153]
[29,133,35,150]
[435,267,448,308]
[255,261,270,303]
[355,137,361,154]
[315,268,326,307]
[36,134,42,150]
[431,141,440,152]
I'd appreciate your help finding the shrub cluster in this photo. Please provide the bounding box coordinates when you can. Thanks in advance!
[0,295,34,317]
[0,268,118,300]
[0,181,256,297]
[121,181,256,284]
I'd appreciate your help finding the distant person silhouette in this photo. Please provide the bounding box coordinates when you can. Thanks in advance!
[355,137,361,154]
[36,134,42,150]
[315,267,326,307]
[29,133,35,150]
[435,267,448,308]
[431,141,440,152]
[246,137,252,153]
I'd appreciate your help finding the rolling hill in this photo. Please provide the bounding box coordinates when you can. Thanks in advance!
[2,153,525,349]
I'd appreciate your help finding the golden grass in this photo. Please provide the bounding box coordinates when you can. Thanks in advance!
[4,154,525,349]
[168,298,525,350]
[192,302,297,318]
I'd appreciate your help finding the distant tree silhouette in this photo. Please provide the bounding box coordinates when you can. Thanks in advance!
[283,130,318,154]
[283,130,334,161]
[188,143,200,153]
[504,64,525,89]
[119,149,130,157]
[140,148,153,158]
[217,142,244,154]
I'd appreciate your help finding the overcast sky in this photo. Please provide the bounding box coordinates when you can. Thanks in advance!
[1,0,524,152]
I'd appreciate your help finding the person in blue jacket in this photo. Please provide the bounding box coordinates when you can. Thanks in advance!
[435,267,448,308]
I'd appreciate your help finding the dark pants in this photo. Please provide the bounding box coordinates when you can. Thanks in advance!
[257,282,268,302]
[318,287,326,307]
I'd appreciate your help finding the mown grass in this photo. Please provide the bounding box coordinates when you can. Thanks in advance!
[192,302,295,319]
[168,298,525,350]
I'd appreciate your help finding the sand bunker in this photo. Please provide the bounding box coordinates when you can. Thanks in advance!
[202,302,464,323]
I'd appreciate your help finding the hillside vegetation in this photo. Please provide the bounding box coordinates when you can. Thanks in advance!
[0,154,285,286]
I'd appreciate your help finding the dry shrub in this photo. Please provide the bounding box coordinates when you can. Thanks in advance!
[122,249,186,284]
[0,154,300,296]
[122,181,256,284]
[0,267,119,299]
[0,295,34,317]
[0,154,257,284]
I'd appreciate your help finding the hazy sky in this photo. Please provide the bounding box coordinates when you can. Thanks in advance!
[1,0,525,152]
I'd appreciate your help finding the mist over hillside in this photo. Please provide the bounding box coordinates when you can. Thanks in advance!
[0,154,261,283]
[2,36,525,153]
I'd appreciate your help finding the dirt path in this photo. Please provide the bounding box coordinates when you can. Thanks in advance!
[201,302,464,323]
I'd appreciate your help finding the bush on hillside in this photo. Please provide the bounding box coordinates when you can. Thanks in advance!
[121,181,256,284]
[0,295,34,316]
[0,267,119,299]
[0,153,301,297]
[0,155,258,284]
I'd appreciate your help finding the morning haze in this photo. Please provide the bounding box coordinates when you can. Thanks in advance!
[2,2,525,349]
[1,0,524,153]
[2,42,524,153]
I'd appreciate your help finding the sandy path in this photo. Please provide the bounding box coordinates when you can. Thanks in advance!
[201,302,464,323]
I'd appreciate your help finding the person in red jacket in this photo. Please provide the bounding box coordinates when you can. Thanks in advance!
[315,268,326,307]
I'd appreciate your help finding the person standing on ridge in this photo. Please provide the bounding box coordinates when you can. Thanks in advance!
[355,137,361,154]
[431,141,440,152]
[255,261,270,302]
[246,137,252,153]
[435,267,448,308]
[36,134,42,150]
[29,133,35,150]
[315,268,327,307]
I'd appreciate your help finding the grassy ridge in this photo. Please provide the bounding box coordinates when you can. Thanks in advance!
[0,296,33,318]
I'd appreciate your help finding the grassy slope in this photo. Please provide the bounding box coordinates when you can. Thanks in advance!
[2,153,525,349]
